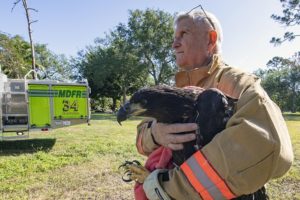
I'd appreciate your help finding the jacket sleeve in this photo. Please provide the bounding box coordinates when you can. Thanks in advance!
[157,81,293,199]
[136,118,159,156]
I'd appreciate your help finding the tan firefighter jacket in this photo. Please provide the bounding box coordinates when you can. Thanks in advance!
[136,54,294,199]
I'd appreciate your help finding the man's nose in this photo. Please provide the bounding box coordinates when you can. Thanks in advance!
[172,38,180,49]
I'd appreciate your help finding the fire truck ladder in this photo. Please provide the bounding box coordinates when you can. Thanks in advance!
[0,70,37,140]
[1,79,29,140]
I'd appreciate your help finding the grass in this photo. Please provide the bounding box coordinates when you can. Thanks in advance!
[0,113,299,199]
[0,113,143,199]
[266,114,300,199]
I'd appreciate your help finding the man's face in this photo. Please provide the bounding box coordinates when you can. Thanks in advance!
[172,17,208,70]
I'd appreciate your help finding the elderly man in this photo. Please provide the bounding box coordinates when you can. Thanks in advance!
[135,8,294,200]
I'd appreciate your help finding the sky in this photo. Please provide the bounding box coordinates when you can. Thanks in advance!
[0,0,299,72]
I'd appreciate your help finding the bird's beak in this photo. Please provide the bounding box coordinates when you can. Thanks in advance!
[117,102,147,125]
[117,102,131,125]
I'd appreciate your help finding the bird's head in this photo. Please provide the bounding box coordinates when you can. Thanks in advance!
[117,86,197,125]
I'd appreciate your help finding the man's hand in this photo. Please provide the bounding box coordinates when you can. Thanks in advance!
[151,121,198,150]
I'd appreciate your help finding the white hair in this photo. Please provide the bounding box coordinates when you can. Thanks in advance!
[174,10,223,54]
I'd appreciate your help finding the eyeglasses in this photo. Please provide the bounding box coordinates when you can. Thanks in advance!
[186,4,215,30]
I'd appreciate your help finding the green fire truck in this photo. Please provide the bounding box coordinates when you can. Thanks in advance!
[0,70,90,140]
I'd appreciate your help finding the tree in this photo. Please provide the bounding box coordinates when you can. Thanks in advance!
[256,53,300,112]
[127,9,176,85]
[0,32,71,79]
[34,44,73,81]
[270,0,300,45]
[76,9,175,108]
[0,32,32,78]
[255,67,289,110]
[75,9,176,110]
[110,24,149,103]
[78,34,148,110]
[271,53,300,112]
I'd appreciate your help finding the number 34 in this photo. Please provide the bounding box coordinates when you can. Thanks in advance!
[63,100,79,111]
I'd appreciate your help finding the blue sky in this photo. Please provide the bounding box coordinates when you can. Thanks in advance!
[1,0,299,72]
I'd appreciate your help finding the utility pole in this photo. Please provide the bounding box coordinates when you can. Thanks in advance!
[12,0,38,79]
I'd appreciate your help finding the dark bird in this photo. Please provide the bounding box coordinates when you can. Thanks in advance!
[117,85,234,165]
[117,85,268,200]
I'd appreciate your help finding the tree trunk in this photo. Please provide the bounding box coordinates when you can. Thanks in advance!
[145,53,159,85]
[111,98,117,112]
[122,87,127,105]
[291,84,297,113]
[22,0,36,79]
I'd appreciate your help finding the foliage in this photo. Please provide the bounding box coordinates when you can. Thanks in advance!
[0,32,32,78]
[76,9,175,107]
[271,0,300,45]
[0,32,73,80]
[77,39,147,110]
[127,9,176,85]
[35,44,74,81]
[255,52,300,112]
[90,97,120,112]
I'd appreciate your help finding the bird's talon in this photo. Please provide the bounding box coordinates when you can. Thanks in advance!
[119,160,143,183]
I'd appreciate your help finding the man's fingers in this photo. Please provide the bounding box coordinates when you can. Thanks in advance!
[151,122,198,149]
[164,123,198,133]
[169,133,196,144]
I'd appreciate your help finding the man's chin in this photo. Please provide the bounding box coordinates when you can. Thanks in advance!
[176,60,186,68]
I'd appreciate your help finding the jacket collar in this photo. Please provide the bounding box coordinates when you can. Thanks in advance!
[175,54,222,87]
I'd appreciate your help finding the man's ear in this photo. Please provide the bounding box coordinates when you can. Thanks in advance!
[209,30,217,45]
[208,30,217,53]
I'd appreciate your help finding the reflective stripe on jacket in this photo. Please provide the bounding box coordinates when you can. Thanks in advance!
[181,151,235,199]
